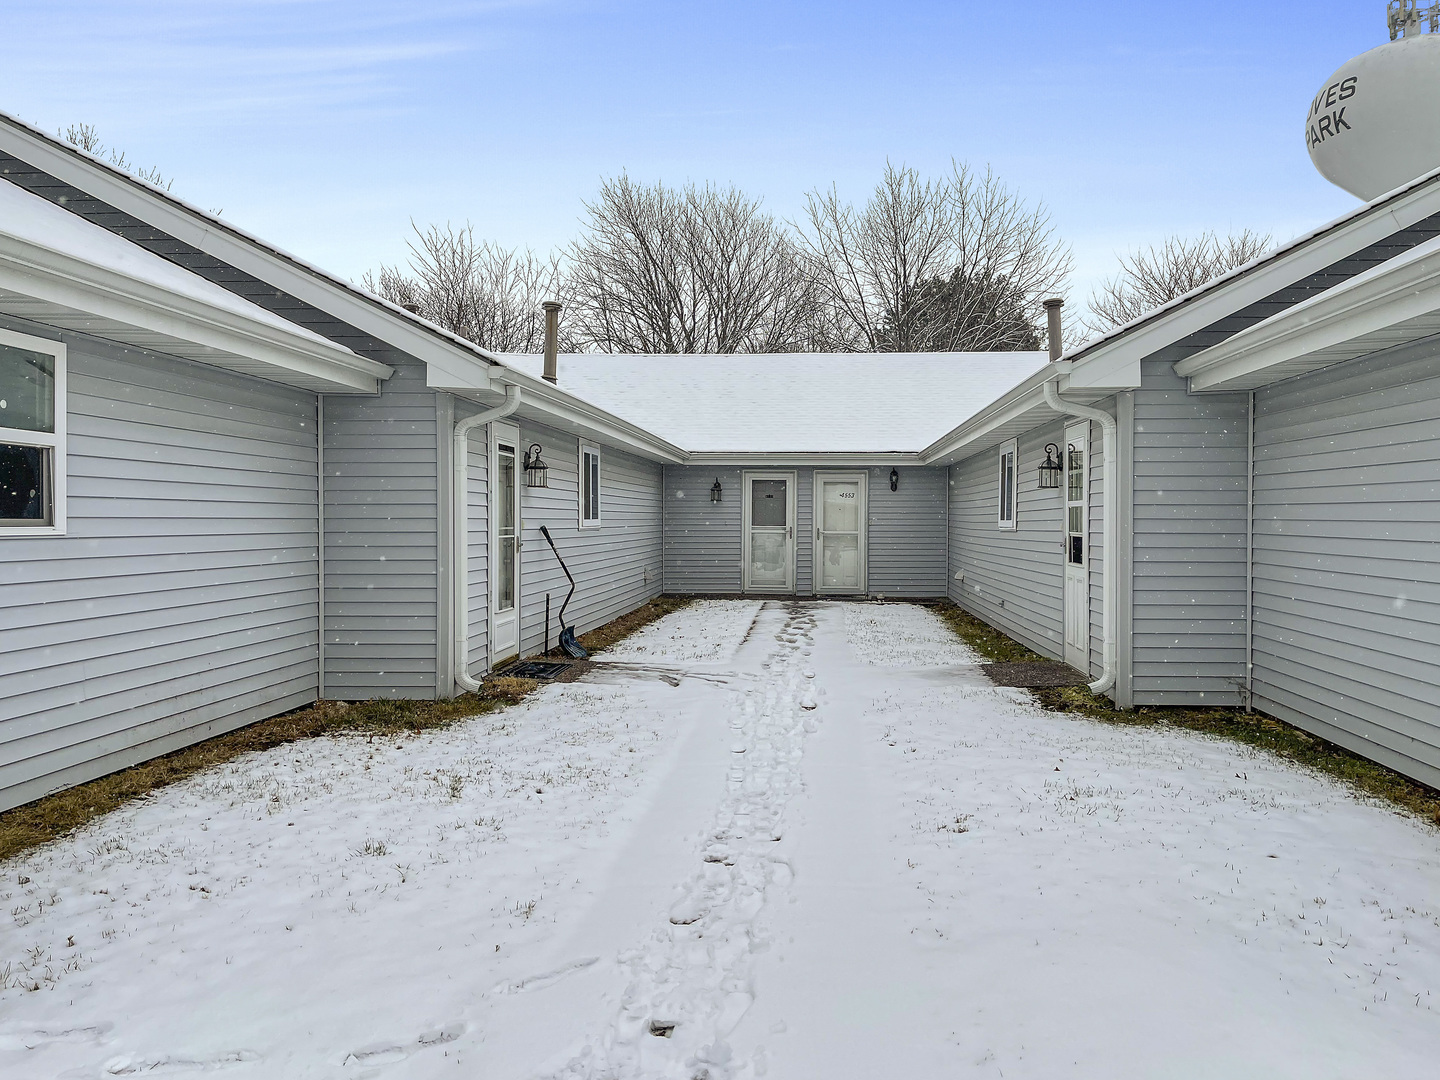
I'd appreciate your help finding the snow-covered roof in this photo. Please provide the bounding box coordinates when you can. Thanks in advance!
[0,178,386,392]
[0,180,344,346]
[494,351,1051,454]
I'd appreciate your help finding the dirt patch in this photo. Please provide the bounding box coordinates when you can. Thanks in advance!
[982,662,1090,688]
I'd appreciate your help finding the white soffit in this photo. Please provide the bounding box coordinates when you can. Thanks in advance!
[0,178,388,393]
[1176,232,1440,392]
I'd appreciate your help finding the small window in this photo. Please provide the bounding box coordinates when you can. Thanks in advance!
[997,438,1017,530]
[0,329,65,535]
[580,443,601,526]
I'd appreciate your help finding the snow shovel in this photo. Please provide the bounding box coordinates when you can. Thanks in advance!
[539,526,589,659]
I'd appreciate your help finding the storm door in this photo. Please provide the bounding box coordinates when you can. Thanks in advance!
[489,421,522,665]
[1063,422,1089,671]
[742,471,796,593]
[813,471,867,594]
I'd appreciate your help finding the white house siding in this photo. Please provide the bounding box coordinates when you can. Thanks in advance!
[662,465,946,596]
[321,355,441,699]
[0,322,319,812]
[1251,342,1440,788]
[1132,358,1250,705]
[514,420,663,657]
[947,424,1066,660]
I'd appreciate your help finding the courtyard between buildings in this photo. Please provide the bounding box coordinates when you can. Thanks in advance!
[2,601,1438,1078]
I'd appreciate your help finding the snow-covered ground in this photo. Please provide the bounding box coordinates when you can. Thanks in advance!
[3,601,1439,1078]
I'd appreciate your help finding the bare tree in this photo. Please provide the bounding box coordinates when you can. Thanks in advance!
[364,223,565,352]
[565,175,817,353]
[62,123,172,190]
[1083,229,1273,336]
[794,162,1072,352]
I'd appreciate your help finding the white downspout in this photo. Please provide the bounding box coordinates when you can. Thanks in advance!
[1044,378,1119,697]
[452,383,522,694]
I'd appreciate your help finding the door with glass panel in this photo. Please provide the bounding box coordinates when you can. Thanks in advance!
[1063,422,1089,671]
[489,421,522,665]
[742,471,795,593]
[814,471,867,595]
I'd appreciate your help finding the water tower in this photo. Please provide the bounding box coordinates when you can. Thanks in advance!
[1307,2,1440,200]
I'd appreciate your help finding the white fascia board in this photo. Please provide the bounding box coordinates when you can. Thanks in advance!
[0,116,495,381]
[1175,234,1440,392]
[0,234,388,392]
[919,363,1074,465]
[1063,175,1440,387]
[683,452,927,466]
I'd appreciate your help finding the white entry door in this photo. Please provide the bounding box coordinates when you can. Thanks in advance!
[1063,422,1089,671]
[489,421,521,665]
[814,471,867,594]
[742,471,796,593]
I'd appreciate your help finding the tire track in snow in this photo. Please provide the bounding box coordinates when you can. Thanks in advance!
[547,602,819,1080]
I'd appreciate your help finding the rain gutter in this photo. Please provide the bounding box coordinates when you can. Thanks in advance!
[1043,378,1118,697]
[451,384,522,694]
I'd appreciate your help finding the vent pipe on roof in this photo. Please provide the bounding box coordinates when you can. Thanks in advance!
[542,301,562,383]
[1043,297,1064,361]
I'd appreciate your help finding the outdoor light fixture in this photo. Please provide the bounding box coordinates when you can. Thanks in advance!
[1038,443,1063,489]
[711,477,723,503]
[890,468,899,492]
[523,443,549,488]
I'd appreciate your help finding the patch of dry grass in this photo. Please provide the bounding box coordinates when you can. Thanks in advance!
[0,680,536,864]
[0,598,697,863]
[574,595,695,655]
[937,601,1440,828]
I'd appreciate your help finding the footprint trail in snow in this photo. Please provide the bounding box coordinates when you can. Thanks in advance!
[548,602,819,1080]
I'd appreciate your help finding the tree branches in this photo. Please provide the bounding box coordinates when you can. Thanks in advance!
[793,162,1072,352]
[364,224,566,352]
[564,175,816,353]
[1083,229,1272,336]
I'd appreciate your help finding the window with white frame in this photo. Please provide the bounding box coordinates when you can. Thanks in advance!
[996,438,1017,529]
[0,329,65,534]
[580,443,601,526]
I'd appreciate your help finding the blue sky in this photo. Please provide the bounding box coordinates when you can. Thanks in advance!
[0,1,1390,304]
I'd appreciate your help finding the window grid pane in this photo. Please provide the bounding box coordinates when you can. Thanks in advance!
[0,344,55,435]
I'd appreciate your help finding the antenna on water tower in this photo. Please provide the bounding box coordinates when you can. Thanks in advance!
[1307,3,1440,201]
[1388,1,1440,39]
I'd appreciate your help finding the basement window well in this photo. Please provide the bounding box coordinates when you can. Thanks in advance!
[0,329,65,534]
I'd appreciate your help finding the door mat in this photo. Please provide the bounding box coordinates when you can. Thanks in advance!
[499,660,572,680]
[981,662,1090,688]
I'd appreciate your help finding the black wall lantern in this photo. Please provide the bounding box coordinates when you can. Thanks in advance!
[1038,443,1063,489]
[523,443,549,488]
[889,468,899,492]
[710,477,723,503]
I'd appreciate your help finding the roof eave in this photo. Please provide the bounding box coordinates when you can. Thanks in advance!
[1176,235,1440,392]
[1062,166,1440,386]
[0,231,387,393]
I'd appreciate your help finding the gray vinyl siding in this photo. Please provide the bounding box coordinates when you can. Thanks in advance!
[866,466,948,597]
[663,467,744,592]
[1131,358,1250,705]
[0,323,319,812]
[948,424,1065,660]
[463,425,488,678]
[515,420,663,656]
[1087,417,1106,679]
[662,465,947,596]
[321,355,441,699]
[1250,342,1440,788]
